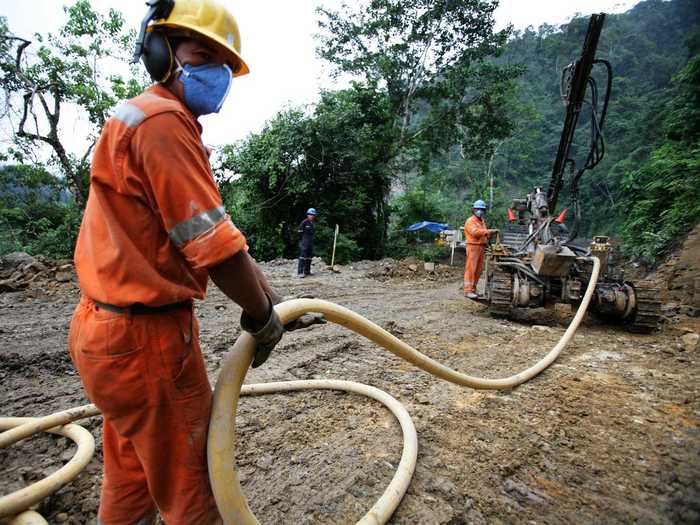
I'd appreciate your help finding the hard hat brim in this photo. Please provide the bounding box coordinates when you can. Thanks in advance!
[152,22,250,77]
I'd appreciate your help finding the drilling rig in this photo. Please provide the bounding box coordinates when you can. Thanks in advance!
[484,14,661,333]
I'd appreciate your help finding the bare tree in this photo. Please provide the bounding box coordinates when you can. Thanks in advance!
[0,1,145,207]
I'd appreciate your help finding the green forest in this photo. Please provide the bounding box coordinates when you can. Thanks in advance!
[1,0,699,264]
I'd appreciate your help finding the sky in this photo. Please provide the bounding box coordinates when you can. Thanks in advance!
[0,0,642,156]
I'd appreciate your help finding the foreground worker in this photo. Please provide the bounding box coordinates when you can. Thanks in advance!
[297,207,317,277]
[463,200,497,299]
[68,1,319,523]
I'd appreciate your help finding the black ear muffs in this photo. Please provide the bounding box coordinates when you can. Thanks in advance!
[132,0,176,82]
[142,31,175,83]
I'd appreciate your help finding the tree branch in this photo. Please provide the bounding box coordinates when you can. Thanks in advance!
[14,39,30,71]
[80,138,97,165]
[398,1,448,144]
[36,92,54,126]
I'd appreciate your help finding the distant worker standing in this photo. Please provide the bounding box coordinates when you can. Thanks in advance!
[464,200,497,299]
[298,207,317,277]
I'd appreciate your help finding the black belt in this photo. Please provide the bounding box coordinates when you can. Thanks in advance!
[92,299,192,315]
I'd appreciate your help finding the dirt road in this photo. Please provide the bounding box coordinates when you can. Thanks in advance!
[1,259,699,524]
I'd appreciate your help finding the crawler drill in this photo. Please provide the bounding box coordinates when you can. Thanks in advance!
[484,14,661,333]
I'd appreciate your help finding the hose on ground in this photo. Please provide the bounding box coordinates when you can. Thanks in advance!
[5,510,49,525]
[0,418,96,519]
[0,258,600,524]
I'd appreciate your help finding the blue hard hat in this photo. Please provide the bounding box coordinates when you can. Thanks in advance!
[472,200,487,210]
[306,208,317,216]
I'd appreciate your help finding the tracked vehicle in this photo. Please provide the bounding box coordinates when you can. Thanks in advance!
[484,14,661,333]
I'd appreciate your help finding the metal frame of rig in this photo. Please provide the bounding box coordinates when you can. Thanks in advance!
[483,14,662,333]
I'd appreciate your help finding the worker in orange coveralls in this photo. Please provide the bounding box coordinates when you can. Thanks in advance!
[68,1,322,523]
[463,199,497,299]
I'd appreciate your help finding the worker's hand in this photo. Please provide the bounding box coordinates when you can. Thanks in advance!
[272,291,327,330]
[240,294,284,368]
[487,228,499,234]
[268,288,284,306]
[285,313,327,331]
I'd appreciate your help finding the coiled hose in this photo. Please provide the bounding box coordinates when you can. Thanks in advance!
[0,258,600,524]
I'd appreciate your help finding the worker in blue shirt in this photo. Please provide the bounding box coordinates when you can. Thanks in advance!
[298,208,317,277]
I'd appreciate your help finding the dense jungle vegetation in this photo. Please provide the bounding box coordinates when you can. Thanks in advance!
[0,0,698,264]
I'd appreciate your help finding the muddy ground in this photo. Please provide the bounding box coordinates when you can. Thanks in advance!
[1,256,699,524]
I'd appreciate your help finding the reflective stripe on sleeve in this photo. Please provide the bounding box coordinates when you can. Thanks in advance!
[113,103,146,128]
[169,206,226,247]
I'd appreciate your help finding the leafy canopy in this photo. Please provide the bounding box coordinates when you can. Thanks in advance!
[0,1,145,205]
[316,0,522,160]
[0,164,81,258]
[621,43,700,260]
[219,84,397,262]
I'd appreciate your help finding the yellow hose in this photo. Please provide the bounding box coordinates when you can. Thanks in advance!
[0,418,95,519]
[6,510,49,525]
[208,257,600,524]
[0,405,100,450]
[0,257,600,523]
[211,379,418,525]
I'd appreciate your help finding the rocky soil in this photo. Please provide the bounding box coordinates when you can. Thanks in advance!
[653,224,700,320]
[1,251,699,524]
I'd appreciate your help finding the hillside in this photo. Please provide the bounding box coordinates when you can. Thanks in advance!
[491,0,700,243]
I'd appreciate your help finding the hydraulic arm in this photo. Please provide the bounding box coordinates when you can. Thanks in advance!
[547,13,607,215]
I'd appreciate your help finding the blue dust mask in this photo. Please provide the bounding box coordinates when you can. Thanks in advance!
[176,59,233,116]
[475,210,485,218]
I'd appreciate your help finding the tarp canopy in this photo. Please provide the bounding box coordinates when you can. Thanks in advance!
[404,221,450,233]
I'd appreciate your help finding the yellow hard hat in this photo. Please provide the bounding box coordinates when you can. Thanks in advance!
[151,0,249,77]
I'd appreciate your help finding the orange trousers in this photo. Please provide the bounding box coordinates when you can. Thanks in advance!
[68,298,220,525]
[464,244,486,293]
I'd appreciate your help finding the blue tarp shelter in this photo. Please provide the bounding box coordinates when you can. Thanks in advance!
[404,221,450,233]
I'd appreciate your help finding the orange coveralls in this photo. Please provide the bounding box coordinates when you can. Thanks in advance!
[69,85,247,524]
[463,215,489,294]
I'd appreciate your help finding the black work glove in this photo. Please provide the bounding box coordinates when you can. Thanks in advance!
[285,312,327,331]
[240,294,284,368]
[272,291,327,331]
